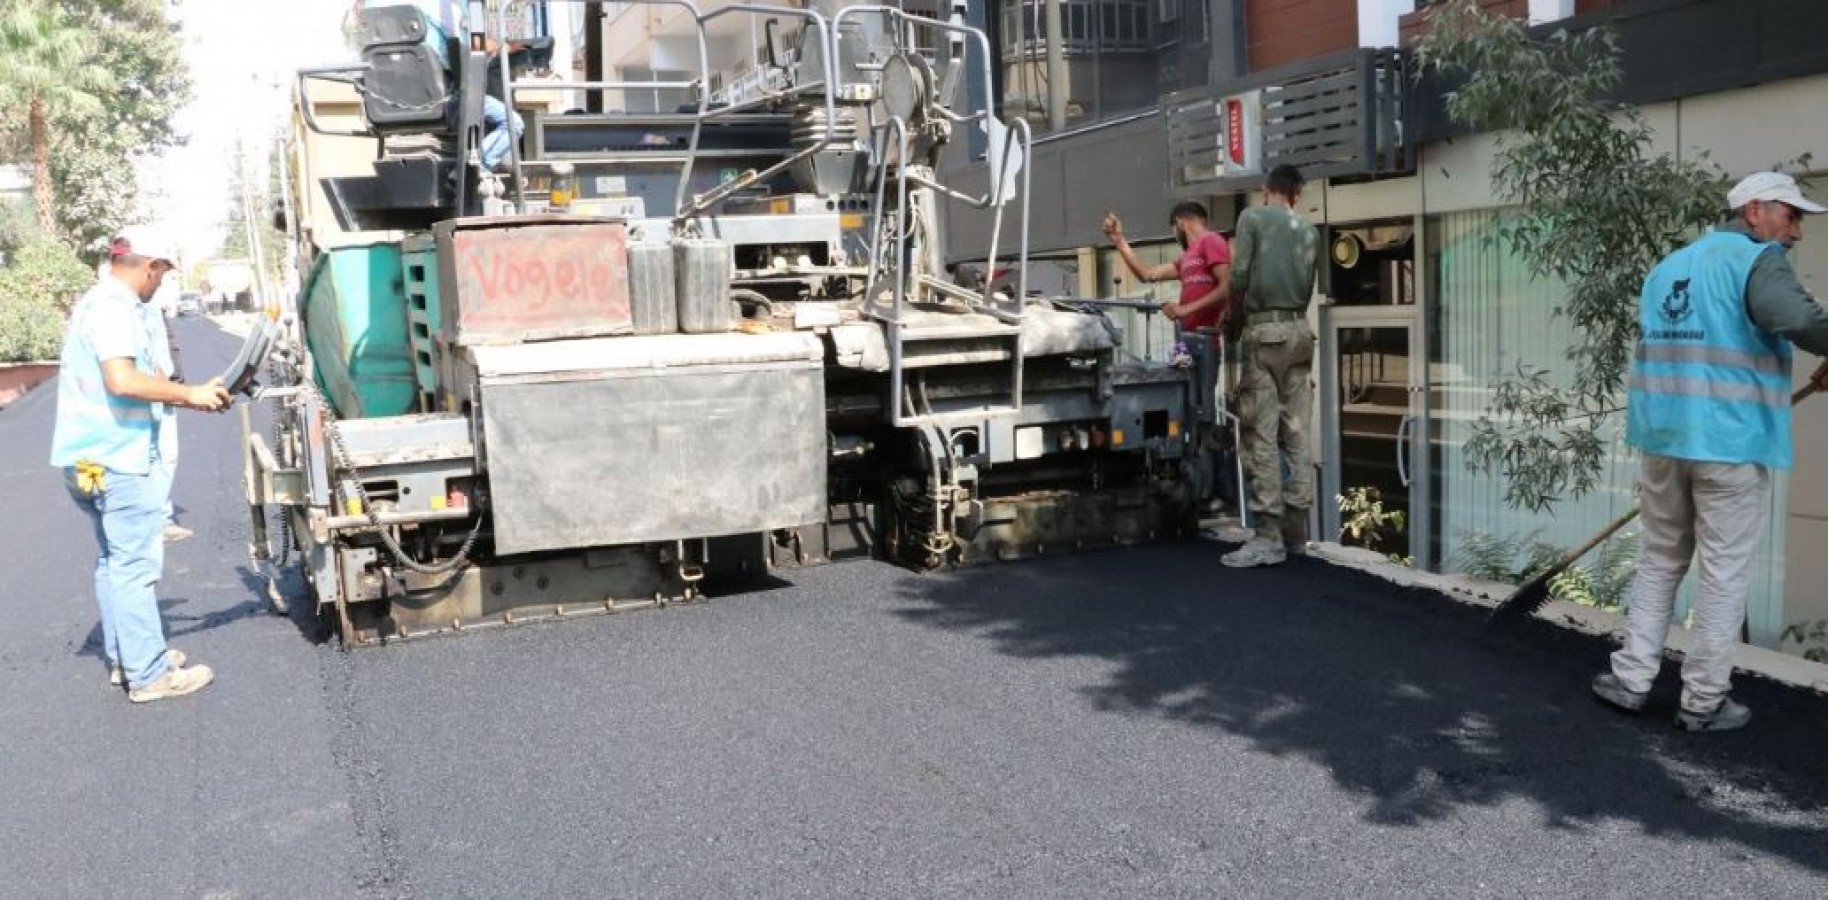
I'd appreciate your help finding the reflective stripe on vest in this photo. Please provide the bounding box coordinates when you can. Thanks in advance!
[1633,342,1788,378]
[1629,373,1788,408]
[1627,229,1793,469]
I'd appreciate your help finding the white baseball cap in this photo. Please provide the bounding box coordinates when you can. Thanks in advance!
[1726,171,1826,214]
[109,225,180,266]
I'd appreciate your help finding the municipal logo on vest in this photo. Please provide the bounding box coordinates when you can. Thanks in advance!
[1660,278,1695,324]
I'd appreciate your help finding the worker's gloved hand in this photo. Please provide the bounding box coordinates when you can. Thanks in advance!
[184,378,232,413]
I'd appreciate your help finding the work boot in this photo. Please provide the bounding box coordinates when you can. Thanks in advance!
[163,523,194,543]
[1208,522,1254,544]
[110,648,187,687]
[1675,697,1752,733]
[1282,508,1310,556]
[128,662,214,704]
[1590,672,1648,713]
[1222,539,1286,569]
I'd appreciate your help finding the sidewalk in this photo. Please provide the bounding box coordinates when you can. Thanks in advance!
[1303,540,1828,695]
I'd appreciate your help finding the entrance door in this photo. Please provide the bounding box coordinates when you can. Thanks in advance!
[1320,307,1430,566]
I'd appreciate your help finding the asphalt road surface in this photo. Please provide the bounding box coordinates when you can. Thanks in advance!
[4,317,1828,898]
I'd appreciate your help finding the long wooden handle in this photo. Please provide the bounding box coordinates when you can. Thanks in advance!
[1541,360,1828,579]
[1795,359,1828,404]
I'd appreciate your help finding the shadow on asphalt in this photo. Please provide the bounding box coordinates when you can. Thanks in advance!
[895,543,1828,873]
[241,563,339,645]
[78,587,297,659]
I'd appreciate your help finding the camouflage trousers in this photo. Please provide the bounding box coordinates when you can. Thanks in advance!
[1237,319,1315,543]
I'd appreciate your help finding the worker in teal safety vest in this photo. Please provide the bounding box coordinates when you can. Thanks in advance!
[1592,171,1828,732]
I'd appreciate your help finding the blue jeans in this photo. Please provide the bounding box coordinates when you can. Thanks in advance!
[66,458,173,690]
[480,96,524,171]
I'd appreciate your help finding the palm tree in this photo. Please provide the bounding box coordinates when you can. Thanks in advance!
[0,1,110,232]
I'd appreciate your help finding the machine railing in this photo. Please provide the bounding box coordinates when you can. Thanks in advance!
[869,113,1031,427]
[845,5,1030,323]
[293,65,375,138]
[673,4,837,220]
[493,0,839,223]
[296,0,839,224]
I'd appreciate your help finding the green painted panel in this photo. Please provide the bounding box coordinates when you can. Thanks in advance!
[402,246,442,399]
[303,243,418,419]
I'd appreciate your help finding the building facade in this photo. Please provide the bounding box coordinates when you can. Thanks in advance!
[939,0,1828,654]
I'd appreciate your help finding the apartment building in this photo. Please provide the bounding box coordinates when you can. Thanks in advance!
[938,0,1828,653]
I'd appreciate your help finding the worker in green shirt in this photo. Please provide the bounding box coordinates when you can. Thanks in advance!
[1222,164,1322,568]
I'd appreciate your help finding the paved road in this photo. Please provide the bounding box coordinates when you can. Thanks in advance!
[4,318,1828,898]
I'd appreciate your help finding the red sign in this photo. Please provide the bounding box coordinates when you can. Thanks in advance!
[1225,98,1245,166]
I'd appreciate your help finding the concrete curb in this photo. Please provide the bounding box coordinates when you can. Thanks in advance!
[1303,541,1828,696]
[0,361,58,409]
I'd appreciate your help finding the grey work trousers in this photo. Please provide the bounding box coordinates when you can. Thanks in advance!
[1237,319,1315,541]
[1610,454,1771,713]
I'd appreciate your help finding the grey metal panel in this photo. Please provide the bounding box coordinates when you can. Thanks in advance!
[334,413,475,465]
[1165,48,1412,198]
[942,113,1175,259]
[480,360,827,554]
[825,306,1114,372]
[468,332,823,378]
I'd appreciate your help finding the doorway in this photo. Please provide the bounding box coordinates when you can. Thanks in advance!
[1320,306,1430,566]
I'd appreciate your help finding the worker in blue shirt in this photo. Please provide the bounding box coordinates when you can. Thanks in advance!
[51,226,230,703]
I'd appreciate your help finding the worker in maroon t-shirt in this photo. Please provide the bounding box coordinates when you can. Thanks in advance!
[1102,201,1233,333]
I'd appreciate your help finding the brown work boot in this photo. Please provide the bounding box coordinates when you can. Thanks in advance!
[1282,508,1310,556]
[128,661,215,704]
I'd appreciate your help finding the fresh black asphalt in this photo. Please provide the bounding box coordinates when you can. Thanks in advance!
[3,318,1826,897]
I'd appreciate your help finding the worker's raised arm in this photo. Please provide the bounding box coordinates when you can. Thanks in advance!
[1102,212,1178,283]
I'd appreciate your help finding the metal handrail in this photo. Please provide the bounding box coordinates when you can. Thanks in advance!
[673,3,837,222]
[981,115,1031,322]
[864,115,913,325]
[494,0,711,215]
[833,6,996,134]
[489,0,840,223]
[837,5,1030,324]
[510,80,700,91]
[295,64,376,138]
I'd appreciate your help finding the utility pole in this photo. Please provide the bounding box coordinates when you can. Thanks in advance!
[237,137,271,313]
[1042,0,1067,132]
[272,125,300,308]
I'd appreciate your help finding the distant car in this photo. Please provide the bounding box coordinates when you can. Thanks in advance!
[177,292,204,316]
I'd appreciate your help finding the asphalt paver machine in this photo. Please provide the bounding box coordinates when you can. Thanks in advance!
[238,0,1202,643]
